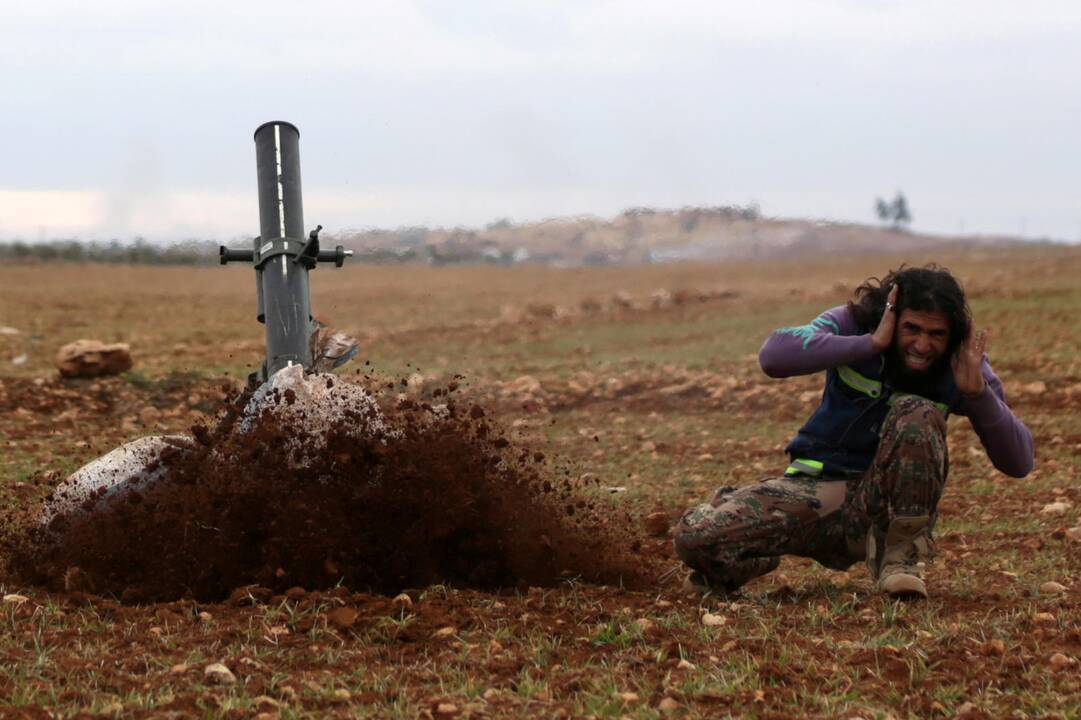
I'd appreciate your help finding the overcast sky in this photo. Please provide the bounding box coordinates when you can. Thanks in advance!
[1,0,1079,242]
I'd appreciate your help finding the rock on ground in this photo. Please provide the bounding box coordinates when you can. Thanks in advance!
[56,340,132,378]
[38,435,193,528]
[203,663,236,684]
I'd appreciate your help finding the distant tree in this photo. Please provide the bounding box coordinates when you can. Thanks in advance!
[874,192,912,230]
[891,193,911,228]
[875,197,892,224]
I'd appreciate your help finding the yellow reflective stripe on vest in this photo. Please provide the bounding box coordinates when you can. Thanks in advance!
[837,365,882,398]
[785,458,824,476]
[887,392,949,414]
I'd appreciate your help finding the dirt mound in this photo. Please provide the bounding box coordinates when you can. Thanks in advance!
[4,376,654,602]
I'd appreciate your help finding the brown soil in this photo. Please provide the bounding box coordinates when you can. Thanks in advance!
[2,252,1079,717]
[5,377,655,603]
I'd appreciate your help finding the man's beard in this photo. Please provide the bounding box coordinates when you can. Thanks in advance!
[884,347,951,395]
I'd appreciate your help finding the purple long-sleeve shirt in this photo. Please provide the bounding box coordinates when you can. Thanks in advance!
[759,305,1034,478]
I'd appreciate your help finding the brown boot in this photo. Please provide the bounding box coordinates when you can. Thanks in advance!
[682,556,781,595]
[866,515,932,599]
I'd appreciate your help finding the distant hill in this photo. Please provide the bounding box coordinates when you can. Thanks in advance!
[331,206,1034,266]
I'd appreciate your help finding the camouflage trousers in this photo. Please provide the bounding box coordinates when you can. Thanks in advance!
[674,396,948,591]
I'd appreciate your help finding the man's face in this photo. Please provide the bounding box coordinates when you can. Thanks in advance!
[894,309,950,374]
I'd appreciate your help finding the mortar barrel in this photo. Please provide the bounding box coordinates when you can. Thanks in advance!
[253,121,313,376]
[254,121,304,242]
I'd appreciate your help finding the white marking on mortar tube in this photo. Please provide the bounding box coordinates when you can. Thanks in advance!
[274,124,286,239]
[281,254,288,278]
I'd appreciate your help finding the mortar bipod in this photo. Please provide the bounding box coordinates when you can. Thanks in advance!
[219,121,353,383]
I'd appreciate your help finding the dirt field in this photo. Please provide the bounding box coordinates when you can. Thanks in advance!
[1,246,1079,719]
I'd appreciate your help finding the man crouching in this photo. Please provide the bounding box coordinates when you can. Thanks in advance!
[674,265,1034,598]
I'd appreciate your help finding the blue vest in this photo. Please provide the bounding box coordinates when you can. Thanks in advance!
[784,356,958,478]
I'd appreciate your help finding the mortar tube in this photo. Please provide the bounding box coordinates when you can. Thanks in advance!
[253,121,313,378]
